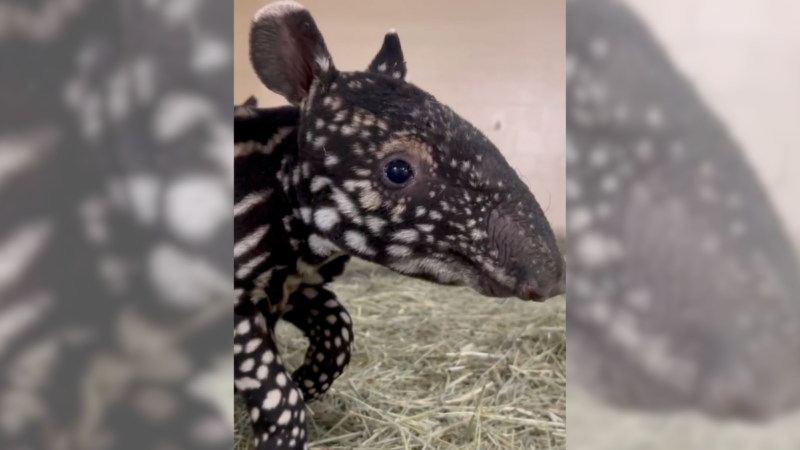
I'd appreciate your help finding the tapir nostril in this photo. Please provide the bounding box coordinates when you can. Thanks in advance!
[517,282,547,302]
[517,283,541,300]
[517,270,566,301]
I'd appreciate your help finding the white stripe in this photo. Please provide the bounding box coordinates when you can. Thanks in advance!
[234,126,294,158]
[234,225,269,258]
[234,190,270,217]
[236,252,270,279]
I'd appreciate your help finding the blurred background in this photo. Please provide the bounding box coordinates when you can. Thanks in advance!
[567,0,800,449]
[627,0,800,243]
[235,0,567,235]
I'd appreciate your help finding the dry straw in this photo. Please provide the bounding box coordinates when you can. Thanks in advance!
[235,252,566,450]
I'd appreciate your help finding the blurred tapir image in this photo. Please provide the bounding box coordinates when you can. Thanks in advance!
[567,0,800,421]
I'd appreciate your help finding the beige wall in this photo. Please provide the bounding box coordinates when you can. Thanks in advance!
[234,0,566,233]
[625,0,800,247]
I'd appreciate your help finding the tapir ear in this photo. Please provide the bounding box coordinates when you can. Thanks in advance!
[367,30,407,80]
[249,1,335,105]
[234,95,259,119]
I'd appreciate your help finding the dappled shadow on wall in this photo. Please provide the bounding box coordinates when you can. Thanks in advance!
[567,0,800,449]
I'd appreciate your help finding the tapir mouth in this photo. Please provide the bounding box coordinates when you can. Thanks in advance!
[474,275,518,299]
[474,274,562,302]
[457,254,550,302]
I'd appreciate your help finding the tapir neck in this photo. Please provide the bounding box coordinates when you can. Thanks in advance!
[234,103,307,230]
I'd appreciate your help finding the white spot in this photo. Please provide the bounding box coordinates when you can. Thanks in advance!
[257,365,268,379]
[326,315,337,324]
[153,93,214,142]
[240,358,255,372]
[339,311,352,325]
[336,353,346,366]
[313,136,328,149]
[308,234,342,256]
[342,328,350,342]
[366,216,387,234]
[377,63,387,72]
[416,224,434,233]
[569,207,593,233]
[276,373,287,387]
[310,177,331,193]
[576,232,621,267]
[313,208,341,232]
[262,389,282,410]
[245,338,262,353]
[324,299,338,309]
[236,252,269,279]
[331,188,360,219]
[235,319,251,336]
[343,179,371,193]
[150,244,229,309]
[300,207,312,224]
[358,189,383,211]
[250,407,260,423]
[235,377,260,390]
[387,245,412,257]
[234,191,270,217]
[589,147,609,167]
[393,229,419,243]
[0,222,51,294]
[192,36,230,73]
[344,230,376,256]
[120,174,160,225]
[600,174,619,193]
[234,225,269,258]
[324,154,339,166]
[288,389,298,405]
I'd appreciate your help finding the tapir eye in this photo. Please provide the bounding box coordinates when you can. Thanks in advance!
[383,159,414,186]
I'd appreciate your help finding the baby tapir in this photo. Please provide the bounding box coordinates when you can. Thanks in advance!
[234,1,566,448]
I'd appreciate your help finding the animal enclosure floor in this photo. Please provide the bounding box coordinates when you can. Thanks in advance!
[234,257,566,450]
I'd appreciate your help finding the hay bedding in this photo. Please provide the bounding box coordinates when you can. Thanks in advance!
[234,257,566,450]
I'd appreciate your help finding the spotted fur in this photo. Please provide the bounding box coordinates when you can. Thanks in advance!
[235,1,566,448]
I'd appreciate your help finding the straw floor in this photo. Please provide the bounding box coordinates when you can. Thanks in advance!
[234,248,567,450]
